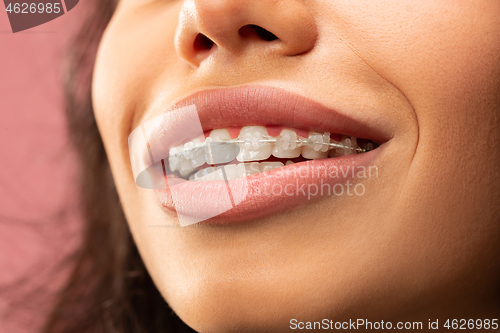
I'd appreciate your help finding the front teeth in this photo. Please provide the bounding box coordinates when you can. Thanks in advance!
[184,139,206,169]
[207,139,240,165]
[272,129,301,158]
[302,131,329,159]
[177,139,206,176]
[209,129,231,142]
[236,126,273,162]
[223,164,246,180]
[189,161,285,182]
[169,126,375,178]
[169,134,240,175]
[260,161,285,172]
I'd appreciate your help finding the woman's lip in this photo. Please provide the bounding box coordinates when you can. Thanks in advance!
[166,85,391,144]
[136,85,390,225]
[155,150,379,226]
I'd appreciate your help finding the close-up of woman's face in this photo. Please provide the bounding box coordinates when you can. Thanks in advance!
[92,0,500,331]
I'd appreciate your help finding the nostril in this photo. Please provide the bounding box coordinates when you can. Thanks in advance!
[239,24,279,42]
[194,33,215,51]
[250,25,279,41]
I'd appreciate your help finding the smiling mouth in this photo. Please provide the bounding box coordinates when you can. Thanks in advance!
[131,85,389,225]
[168,125,379,181]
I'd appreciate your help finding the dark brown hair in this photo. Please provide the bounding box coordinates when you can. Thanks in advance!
[42,1,195,332]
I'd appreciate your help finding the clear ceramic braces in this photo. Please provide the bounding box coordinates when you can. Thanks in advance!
[231,136,369,153]
[169,134,371,160]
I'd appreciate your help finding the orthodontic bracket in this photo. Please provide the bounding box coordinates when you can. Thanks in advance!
[169,135,372,159]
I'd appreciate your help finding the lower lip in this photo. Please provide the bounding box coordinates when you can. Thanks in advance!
[154,150,379,226]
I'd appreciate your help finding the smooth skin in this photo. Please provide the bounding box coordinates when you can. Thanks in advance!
[92,0,500,332]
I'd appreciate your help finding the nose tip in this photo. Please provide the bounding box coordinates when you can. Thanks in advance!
[175,0,318,67]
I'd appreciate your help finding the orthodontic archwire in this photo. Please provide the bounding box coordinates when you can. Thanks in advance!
[169,134,372,158]
[236,136,368,153]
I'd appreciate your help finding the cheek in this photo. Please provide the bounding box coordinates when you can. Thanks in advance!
[321,0,500,179]
[91,4,187,239]
[92,2,184,135]
[317,0,500,276]
[320,0,500,96]
[92,2,187,196]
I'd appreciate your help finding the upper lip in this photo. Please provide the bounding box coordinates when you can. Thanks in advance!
[140,85,392,166]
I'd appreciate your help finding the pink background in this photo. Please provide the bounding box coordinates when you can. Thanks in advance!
[0,5,86,332]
